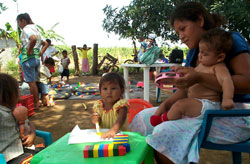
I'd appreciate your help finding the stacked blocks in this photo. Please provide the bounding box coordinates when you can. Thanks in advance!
[83,134,130,158]
[113,134,129,144]
[83,143,129,158]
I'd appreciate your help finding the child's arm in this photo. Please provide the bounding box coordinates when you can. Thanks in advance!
[22,121,36,147]
[215,63,235,110]
[101,107,127,139]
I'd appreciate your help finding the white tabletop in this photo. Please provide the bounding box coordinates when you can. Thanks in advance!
[121,63,181,102]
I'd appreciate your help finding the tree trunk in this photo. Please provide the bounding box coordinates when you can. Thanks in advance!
[92,44,98,75]
[71,45,80,76]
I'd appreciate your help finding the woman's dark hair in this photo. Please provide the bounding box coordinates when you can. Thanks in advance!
[200,28,233,55]
[0,73,19,109]
[99,73,125,92]
[170,2,226,30]
[16,13,34,24]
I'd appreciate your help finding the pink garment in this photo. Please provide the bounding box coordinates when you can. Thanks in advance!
[81,58,90,73]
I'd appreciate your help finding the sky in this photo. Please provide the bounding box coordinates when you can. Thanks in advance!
[0,0,135,48]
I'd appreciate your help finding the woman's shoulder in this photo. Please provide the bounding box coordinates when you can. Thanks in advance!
[231,31,250,54]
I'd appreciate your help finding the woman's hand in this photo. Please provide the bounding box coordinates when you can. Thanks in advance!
[173,67,199,89]
[22,133,35,147]
[91,112,101,125]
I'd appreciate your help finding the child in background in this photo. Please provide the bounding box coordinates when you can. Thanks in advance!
[151,28,235,126]
[91,73,129,139]
[77,44,91,76]
[61,50,70,84]
[37,57,55,106]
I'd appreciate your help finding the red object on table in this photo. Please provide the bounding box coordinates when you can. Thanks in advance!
[17,95,35,116]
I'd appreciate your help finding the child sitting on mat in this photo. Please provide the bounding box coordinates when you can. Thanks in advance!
[151,28,235,126]
[91,72,129,139]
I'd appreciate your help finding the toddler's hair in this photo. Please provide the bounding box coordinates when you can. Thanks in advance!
[99,73,125,91]
[200,28,233,55]
[44,57,55,66]
[0,73,19,109]
[62,50,67,54]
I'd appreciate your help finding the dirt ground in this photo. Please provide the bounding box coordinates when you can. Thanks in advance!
[29,73,250,164]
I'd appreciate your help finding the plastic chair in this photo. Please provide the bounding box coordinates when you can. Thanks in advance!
[198,109,250,164]
[35,130,53,146]
[0,130,52,163]
[128,99,153,124]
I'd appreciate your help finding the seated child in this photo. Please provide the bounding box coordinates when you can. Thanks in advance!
[91,72,129,139]
[37,57,55,106]
[61,50,70,84]
[151,28,235,126]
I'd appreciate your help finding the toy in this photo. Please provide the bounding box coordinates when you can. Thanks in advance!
[113,134,129,144]
[83,143,129,158]
[154,71,180,90]
[136,81,144,88]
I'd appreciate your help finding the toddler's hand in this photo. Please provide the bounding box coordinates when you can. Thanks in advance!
[101,129,117,139]
[22,134,35,147]
[91,112,101,124]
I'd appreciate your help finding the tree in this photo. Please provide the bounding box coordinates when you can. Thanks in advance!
[37,23,65,44]
[102,0,250,45]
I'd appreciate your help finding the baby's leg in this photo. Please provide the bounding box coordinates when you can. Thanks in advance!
[167,98,202,120]
[41,94,47,106]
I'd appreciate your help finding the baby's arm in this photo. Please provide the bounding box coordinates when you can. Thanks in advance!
[215,63,234,110]
[19,124,26,139]
[101,107,128,139]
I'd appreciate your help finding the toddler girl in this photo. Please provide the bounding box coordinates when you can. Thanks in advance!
[91,73,129,139]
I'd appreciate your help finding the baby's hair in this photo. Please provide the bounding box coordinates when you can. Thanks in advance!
[99,73,125,91]
[0,73,19,109]
[44,57,55,66]
[200,28,233,55]
[62,50,67,54]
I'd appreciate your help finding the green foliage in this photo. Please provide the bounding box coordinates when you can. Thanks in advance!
[0,22,21,48]
[0,2,7,14]
[6,60,19,77]
[103,0,250,44]
[37,23,65,44]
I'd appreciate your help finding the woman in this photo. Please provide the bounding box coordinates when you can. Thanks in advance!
[129,2,250,164]
[17,13,48,109]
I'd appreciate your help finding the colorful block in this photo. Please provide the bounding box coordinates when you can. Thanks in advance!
[83,145,90,158]
[108,144,114,157]
[93,144,99,158]
[98,144,104,157]
[83,143,130,158]
[103,144,109,157]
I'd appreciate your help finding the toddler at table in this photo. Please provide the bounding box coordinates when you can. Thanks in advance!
[151,28,235,126]
[91,72,129,139]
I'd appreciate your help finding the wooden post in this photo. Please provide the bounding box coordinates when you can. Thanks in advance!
[71,45,80,76]
[92,43,98,75]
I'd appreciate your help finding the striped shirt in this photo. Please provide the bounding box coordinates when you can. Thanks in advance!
[0,105,23,162]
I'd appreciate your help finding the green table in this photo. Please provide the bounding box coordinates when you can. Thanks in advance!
[31,131,154,164]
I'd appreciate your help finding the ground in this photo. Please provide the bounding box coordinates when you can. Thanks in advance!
[29,73,250,164]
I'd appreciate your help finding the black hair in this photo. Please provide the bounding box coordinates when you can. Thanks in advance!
[46,39,51,44]
[16,13,34,24]
[44,57,55,66]
[0,73,19,109]
[99,73,125,92]
[200,28,233,55]
[62,50,67,54]
[170,2,225,30]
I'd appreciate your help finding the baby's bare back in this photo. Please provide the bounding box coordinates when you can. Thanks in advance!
[188,63,221,102]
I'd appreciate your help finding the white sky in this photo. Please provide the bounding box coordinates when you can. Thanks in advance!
[0,0,135,48]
